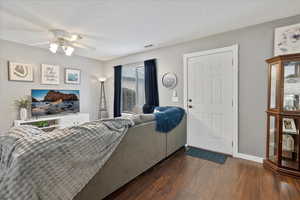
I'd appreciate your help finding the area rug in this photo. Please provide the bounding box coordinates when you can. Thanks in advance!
[186,147,227,164]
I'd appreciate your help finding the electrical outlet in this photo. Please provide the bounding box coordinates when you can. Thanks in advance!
[172,96,179,102]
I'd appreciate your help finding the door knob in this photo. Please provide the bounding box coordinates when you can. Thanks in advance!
[188,99,192,102]
[188,105,193,108]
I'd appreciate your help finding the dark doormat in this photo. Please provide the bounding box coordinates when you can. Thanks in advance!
[186,147,228,164]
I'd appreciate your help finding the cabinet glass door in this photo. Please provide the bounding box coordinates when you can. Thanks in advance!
[283,61,300,111]
[269,63,279,109]
[268,115,277,163]
[281,117,299,170]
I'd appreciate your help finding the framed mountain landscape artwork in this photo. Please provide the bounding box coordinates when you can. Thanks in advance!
[65,68,81,84]
[274,23,300,56]
[8,62,34,82]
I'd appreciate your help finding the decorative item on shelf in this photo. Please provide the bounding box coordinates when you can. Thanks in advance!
[41,64,60,85]
[284,95,298,111]
[8,62,34,82]
[282,134,295,152]
[162,72,177,89]
[283,118,297,134]
[15,97,30,121]
[32,121,50,128]
[65,68,81,84]
[274,23,300,56]
[98,77,108,119]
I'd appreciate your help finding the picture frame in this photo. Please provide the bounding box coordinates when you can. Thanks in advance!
[65,68,81,84]
[282,118,297,133]
[274,23,300,56]
[41,64,60,85]
[8,62,34,82]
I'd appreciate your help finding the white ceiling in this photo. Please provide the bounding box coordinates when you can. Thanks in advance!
[0,0,300,61]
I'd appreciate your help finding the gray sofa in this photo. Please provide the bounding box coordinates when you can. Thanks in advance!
[74,116,186,200]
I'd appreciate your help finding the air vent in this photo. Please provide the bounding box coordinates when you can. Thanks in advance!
[144,44,154,48]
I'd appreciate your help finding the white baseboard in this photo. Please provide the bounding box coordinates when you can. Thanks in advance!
[235,153,263,163]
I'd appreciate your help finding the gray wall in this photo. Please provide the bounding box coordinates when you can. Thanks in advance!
[0,39,105,134]
[104,15,300,158]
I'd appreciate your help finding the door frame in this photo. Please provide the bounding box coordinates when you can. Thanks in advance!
[183,44,239,157]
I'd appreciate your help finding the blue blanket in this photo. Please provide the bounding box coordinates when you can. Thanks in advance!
[154,106,185,133]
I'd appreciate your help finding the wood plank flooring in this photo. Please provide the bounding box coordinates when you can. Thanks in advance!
[104,149,300,200]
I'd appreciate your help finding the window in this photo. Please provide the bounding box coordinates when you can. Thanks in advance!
[121,65,145,114]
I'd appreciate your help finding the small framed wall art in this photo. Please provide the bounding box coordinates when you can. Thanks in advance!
[8,62,34,82]
[41,64,60,85]
[65,68,81,84]
[274,23,300,56]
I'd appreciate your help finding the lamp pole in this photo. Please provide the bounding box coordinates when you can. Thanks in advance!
[98,78,108,119]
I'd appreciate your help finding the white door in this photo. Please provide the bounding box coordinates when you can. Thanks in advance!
[185,46,237,155]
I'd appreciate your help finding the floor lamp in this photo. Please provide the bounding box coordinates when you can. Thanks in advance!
[98,77,108,119]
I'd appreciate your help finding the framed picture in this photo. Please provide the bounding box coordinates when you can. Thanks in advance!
[8,62,34,82]
[65,68,81,84]
[274,23,300,56]
[282,118,297,133]
[41,64,60,85]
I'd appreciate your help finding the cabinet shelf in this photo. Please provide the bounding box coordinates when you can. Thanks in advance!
[268,155,299,170]
[283,132,298,135]
[282,158,299,170]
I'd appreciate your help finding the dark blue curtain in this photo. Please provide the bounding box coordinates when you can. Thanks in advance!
[143,59,159,114]
[114,65,122,117]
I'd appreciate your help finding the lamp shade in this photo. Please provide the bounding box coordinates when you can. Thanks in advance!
[49,43,58,53]
[64,46,74,56]
[98,77,107,82]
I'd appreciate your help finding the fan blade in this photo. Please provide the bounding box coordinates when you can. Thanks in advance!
[29,41,50,46]
[49,29,81,42]
[68,33,82,42]
[79,33,116,42]
[78,33,103,41]
[50,29,68,38]
[72,42,96,50]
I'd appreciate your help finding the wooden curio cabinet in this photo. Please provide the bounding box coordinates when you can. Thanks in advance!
[264,53,300,178]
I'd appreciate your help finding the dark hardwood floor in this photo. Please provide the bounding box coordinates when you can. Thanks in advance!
[104,149,300,200]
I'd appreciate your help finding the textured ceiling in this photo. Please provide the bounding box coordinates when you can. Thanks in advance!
[1,0,300,61]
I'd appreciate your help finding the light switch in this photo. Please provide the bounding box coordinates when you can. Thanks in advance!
[172,90,179,102]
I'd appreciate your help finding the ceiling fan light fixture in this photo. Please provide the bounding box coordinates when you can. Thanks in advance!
[64,46,74,56]
[49,43,58,53]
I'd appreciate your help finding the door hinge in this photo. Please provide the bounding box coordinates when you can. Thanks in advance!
[232,99,234,107]
[232,59,234,66]
[232,141,234,147]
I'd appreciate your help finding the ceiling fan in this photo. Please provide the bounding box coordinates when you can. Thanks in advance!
[0,5,103,56]
[30,29,96,56]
